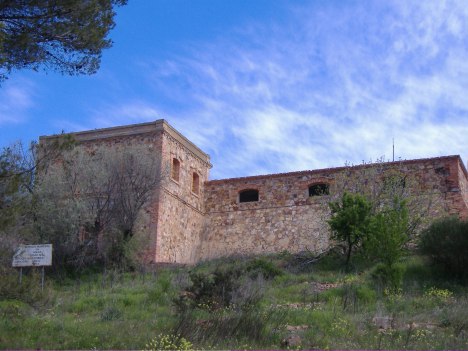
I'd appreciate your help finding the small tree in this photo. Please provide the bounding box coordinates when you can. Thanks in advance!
[365,197,409,268]
[328,192,373,268]
[330,159,446,240]
[366,197,409,290]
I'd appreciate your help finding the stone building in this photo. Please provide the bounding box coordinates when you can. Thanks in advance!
[40,120,468,264]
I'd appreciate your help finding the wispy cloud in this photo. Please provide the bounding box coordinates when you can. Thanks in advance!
[138,0,468,179]
[59,1,468,179]
[0,78,35,126]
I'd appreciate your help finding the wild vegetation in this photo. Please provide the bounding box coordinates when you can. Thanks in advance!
[0,140,162,275]
[1,142,467,349]
[1,240,467,349]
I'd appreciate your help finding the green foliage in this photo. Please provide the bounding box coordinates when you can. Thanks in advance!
[371,262,405,292]
[0,0,127,81]
[328,192,373,267]
[1,255,468,350]
[365,198,409,267]
[0,138,76,273]
[246,258,284,279]
[0,268,52,305]
[174,266,244,311]
[100,305,122,321]
[420,216,468,281]
[144,334,193,351]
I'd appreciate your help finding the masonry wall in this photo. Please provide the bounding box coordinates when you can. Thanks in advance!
[453,158,468,219]
[155,130,211,264]
[198,156,468,261]
[199,172,331,261]
[39,124,166,263]
[75,131,165,263]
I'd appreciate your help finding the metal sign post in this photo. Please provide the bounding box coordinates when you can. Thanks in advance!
[41,266,45,292]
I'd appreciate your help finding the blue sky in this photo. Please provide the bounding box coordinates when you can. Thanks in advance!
[1,0,468,179]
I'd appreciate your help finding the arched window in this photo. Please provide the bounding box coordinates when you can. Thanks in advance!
[309,183,329,196]
[192,172,200,194]
[171,158,180,182]
[239,189,259,203]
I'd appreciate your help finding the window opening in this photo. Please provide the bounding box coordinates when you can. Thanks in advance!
[172,158,180,182]
[239,189,259,203]
[192,172,200,194]
[309,183,329,196]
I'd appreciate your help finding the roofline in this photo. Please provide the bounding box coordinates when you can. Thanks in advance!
[39,119,211,165]
[207,155,467,185]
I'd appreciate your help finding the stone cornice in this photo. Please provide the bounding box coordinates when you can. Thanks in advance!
[163,130,212,168]
[39,119,212,167]
[40,120,165,142]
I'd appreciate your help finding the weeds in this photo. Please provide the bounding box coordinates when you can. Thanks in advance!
[1,253,467,350]
[144,334,193,351]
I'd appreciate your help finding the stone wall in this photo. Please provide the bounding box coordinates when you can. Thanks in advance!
[39,120,213,264]
[199,172,332,260]
[198,156,468,261]
[453,158,468,219]
[155,129,211,263]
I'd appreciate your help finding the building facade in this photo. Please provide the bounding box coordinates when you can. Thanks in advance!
[40,120,468,264]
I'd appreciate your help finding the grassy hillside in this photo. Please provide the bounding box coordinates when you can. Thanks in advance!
[1,252,467,350]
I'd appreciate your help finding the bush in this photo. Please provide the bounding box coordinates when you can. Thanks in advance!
[246,258,283,279]
[420,216,468,281]
[370,263,405,293]
[174,266,243,311]
[144,334,193,351]
[0,267,52,305]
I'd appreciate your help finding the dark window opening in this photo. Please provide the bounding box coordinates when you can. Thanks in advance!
[192,172,200,194]
[172,158,180,182]
[309,183,329,196]
[239,189,259,203]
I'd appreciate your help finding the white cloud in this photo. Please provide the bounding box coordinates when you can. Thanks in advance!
[88,0,468,179]
[0,79,35,125]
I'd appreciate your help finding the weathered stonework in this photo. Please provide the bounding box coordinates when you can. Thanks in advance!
[40,120,468,264]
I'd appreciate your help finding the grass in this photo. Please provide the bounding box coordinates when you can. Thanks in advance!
[1,253,467,350]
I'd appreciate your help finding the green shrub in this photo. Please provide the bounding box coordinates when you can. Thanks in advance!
[100,306,122,321]
[246,258,283,279]
[0,268,52,305]
[420,216,468,281]
[370,262,405,292]
[144,334,193,351]
[174,266,243,311]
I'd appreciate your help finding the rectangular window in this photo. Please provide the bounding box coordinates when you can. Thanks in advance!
[192,172,200,194]
[172,158,180,182]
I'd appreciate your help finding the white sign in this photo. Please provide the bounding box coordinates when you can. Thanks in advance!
[12,244,52,267]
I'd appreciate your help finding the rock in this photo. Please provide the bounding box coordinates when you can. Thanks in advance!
[286,324,309,331]
[281,333,302,348]
[373,316,394,330]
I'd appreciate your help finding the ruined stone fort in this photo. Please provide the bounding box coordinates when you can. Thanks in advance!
[40,120,468,264]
